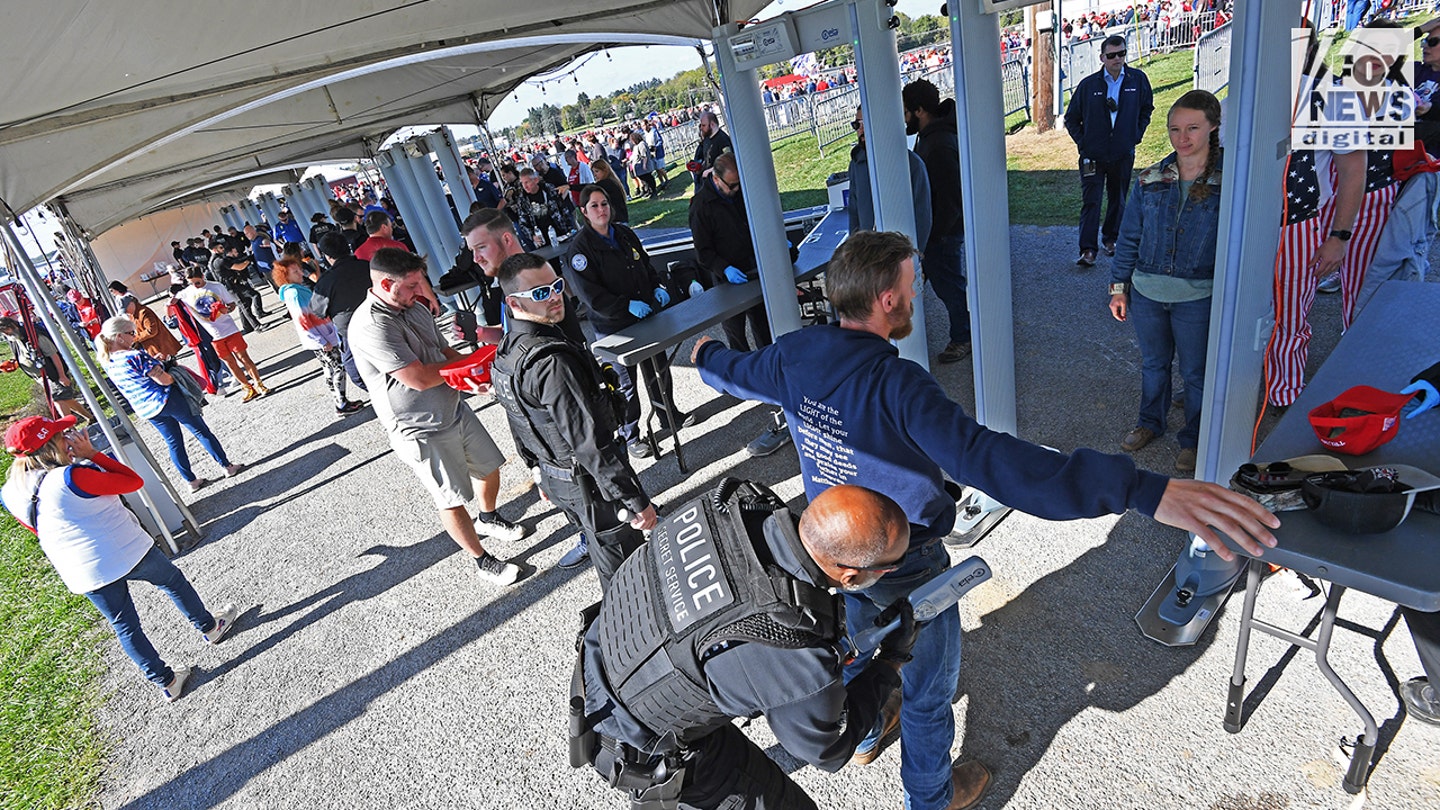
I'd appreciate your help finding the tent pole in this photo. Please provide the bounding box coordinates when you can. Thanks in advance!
[2,221,197,554]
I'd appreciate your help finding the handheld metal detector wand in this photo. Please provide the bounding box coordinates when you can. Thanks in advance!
[851,556,992,655]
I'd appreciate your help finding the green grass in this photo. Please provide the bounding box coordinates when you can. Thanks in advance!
[0,366,107,810]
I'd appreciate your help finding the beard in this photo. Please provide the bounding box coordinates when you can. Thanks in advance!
[887,298,914,340]
[904,114,919,136]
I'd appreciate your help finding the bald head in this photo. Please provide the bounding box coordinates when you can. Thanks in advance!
[799,485,909,590]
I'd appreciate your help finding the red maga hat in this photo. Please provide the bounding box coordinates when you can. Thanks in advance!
[5,414,78,456]
[1308,386,1416,456]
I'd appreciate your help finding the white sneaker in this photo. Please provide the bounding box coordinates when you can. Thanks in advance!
[475,514,529,543]
[161,666,191,703]
[475,554,521,587]
[204,603,238,645]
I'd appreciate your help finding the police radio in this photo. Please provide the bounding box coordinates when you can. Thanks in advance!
[851,556,992,655]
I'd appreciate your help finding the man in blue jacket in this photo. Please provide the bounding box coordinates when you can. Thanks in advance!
[1064,35,1154,266]
[691,229,1280,810]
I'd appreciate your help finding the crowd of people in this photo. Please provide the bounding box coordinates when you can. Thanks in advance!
[3,11,1439,810]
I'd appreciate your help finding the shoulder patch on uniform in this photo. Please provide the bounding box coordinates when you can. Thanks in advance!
[571,254,589,272]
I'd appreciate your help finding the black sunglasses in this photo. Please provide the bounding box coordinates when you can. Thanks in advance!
[1105,49,1127,60]
[851,120,862,131]
[836,555,905,574]
[1427,37,1440,47]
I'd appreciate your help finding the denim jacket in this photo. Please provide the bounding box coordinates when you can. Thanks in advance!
[1111,151,1223,285]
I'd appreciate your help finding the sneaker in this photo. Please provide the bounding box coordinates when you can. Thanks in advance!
[628,441,653,459]
[558,535,590,569]
[224,463,245,478]
[657,410,698,431]
[256,383,271,395]
[160,666,191,703]
[336,400,367,416]
[938,341,971,364]
[187,478,209,494]
[1076,249,1097,267]
[1317,273,1342,294]
[1121,426,1156,452]
[746,425,793,457]
[1401,677,1440,725]
[852,688,902,765]
[1175,447,1197,473]
[475,553,521,587]
[204,603,238,645]
[476,513,529,543]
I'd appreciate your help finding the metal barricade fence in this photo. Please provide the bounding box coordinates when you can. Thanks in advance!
[763,95,816,143]
[1193,21,1233,96]
[812,85,861,155]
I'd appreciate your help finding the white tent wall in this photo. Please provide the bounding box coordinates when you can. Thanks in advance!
[90,202,230,297]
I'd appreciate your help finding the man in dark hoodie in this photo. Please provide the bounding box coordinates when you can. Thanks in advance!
[691,230,1281,810]
[902,79,971,365]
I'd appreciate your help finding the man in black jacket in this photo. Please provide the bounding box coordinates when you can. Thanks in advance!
[688,154,771,352]
[1063,34,1154,266]
[313,232,373,390]
[691,110,733,189]
[492,253,657,589]
[902,79,972,364]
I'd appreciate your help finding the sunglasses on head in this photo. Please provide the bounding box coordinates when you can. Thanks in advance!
[1105,49,1126,60]
[508,277,565,303]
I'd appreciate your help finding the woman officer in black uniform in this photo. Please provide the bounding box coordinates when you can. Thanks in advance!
[565,185,693,459]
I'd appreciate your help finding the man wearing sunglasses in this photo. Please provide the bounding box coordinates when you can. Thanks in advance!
[1064,34,1154,266]
[491,253,656,590]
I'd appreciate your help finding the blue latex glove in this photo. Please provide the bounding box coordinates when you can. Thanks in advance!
[654,286,671,307]
[1400,381,1438,419]
[724,266,749,285]
[628,299,653,319]
[689,280,705,297]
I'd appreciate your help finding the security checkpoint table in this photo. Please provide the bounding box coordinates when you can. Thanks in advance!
[1218,280,1440,794]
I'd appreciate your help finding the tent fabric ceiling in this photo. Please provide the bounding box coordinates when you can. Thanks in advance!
[0,1,764,236]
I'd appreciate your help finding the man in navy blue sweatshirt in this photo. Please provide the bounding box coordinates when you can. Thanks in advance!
[691,230,1279,810]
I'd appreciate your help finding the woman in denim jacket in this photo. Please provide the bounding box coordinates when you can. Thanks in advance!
[1108,90,1222,473]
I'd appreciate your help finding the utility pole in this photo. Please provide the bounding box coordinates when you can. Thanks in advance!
[1030,5,1056,132]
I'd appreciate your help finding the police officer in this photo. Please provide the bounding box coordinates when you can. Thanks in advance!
[490,252,657,589]
[208,242,262,333]
[573,481,919,809]
[566,185,693,460]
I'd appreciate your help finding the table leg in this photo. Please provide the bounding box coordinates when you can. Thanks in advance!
[640,356,688,473]
[1312,585,1378,794]
[1225,560,1263,733]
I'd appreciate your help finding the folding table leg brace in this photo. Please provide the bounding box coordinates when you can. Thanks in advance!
[1224,563,1379,794]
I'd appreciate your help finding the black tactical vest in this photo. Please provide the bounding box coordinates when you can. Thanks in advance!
[596,480,842,748]
[491,331,616,467]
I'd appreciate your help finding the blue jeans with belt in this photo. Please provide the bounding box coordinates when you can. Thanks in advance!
[1130,291,1211,449]
[843,542,961,810]
[86,545,216,685]
[149,388,231,482]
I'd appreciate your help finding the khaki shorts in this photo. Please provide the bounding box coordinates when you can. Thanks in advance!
[389,406,505,509]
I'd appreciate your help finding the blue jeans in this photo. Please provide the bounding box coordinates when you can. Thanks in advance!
[86,545,215,685]
[844,543,961,810]
[922,233,971,345]
[149,388,231,482]
[1130,291,1211,449]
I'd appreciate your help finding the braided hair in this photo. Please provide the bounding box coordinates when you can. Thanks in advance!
[1171,89,1222,202]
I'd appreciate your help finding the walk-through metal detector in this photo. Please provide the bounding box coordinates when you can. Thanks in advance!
[713,0,1017,424]
[1136,0,1294,646]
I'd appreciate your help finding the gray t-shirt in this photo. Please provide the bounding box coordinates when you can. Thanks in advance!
[347,292,460,437]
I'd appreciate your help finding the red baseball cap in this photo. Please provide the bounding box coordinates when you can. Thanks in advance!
[1308,386,1415,456]
[4,414,78,456]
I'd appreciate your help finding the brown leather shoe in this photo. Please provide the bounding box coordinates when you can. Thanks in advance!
[1121,426,1156,452]
[947,760,992,810]
[851,688,902,765]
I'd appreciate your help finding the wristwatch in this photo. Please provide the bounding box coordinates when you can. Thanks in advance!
[1108,282,1129,296]
[1329,228,1353,242]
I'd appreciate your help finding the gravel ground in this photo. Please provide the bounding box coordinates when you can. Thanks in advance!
[94,230,1439,810]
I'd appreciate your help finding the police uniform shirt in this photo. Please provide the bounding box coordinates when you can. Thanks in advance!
[565,224,662,334]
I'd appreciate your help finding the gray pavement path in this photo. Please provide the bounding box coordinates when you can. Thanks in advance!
[95,229,1439,809]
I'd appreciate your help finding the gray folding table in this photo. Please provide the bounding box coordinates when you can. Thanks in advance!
[1219,281,1440,794]
[590,209,850,471]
